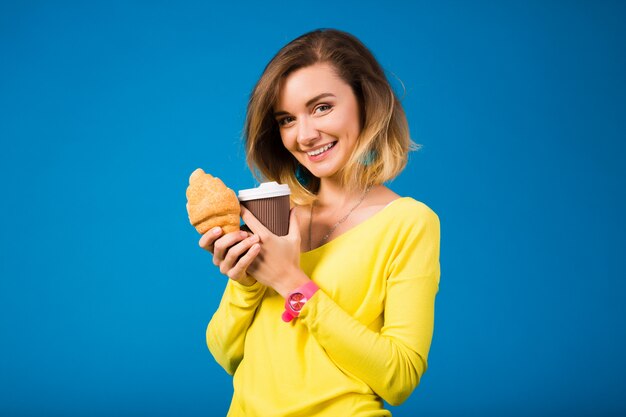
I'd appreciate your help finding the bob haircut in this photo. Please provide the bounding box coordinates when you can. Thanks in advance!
[244,28,418,205]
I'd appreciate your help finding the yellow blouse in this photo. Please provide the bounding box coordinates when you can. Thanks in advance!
[207,197,441,416]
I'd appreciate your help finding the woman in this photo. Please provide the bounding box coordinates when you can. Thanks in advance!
[200,29,440,416]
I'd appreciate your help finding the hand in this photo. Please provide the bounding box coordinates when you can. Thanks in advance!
[198,227,260,286]
[241,207,310,298]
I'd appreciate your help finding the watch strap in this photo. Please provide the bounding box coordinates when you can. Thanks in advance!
[282,281,319,322]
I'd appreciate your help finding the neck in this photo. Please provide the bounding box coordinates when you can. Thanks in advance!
[308,179,374,251]
[315,179,366,209]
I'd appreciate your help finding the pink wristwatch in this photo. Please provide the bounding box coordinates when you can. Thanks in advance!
[282,281,319,322]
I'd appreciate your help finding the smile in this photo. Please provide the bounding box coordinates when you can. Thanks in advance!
[306,142,336,157]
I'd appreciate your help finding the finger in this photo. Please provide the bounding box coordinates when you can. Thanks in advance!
[213,230,249,265]
[228,243,261,280]
[220,234,260,273]
[199,227,223,252]
[241,206,271,237]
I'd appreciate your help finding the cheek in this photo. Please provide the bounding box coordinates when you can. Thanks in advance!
[280,130,297,151]
[324,110,360,139]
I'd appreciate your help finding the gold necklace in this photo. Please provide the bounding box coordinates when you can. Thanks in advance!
[308,186,373,251]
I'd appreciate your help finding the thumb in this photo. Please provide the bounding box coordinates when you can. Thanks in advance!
[241,205,271,237]
[287,207,301,239]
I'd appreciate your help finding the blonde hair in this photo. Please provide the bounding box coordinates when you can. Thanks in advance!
[244,28,418,205]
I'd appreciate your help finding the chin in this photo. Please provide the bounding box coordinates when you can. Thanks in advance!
[310,168,342,180]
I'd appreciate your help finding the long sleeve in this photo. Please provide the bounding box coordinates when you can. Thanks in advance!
[206,278,267,375]
[218,198,439,417]
[299,204,440,405]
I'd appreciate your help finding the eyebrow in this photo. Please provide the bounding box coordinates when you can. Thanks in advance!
[273,93,336,117]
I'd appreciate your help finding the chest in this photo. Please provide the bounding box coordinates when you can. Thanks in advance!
[299,204,388,252]
[300,229,393,324]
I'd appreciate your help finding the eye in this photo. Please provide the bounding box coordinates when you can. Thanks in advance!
[314,104,333,114]
[277,116,295,127]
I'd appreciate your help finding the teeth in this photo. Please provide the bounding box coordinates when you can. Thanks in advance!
[307,142,335,156]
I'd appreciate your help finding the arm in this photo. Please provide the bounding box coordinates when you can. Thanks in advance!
[206,278,267,375]
[198,227,265,374]
[300,208,440,405]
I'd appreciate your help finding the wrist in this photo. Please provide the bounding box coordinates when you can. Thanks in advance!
[282,280,319,323]
[275,268,310,299]
[235,274,257,287]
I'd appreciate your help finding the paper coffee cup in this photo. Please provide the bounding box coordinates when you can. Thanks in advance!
[238,182,291,236]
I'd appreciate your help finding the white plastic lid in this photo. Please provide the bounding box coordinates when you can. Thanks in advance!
[238,182,291,201]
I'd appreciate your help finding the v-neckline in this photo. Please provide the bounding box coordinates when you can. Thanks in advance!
[302,197,408,255]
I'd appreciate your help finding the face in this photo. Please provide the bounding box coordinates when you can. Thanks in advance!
[273,63,361,182]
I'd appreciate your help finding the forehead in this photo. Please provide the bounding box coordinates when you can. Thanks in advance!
[275,63,351,110]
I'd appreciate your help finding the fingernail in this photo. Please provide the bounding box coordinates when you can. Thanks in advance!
[211,227,222,235]
[240,231,248,238]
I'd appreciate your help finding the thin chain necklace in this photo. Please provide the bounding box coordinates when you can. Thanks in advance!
[308,186,373,251]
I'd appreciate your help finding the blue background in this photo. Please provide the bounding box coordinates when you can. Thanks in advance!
[1,1,625,416]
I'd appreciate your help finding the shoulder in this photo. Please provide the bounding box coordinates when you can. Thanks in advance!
[379,198,440,251]
[387,198,439,226]
[367,186,438,221]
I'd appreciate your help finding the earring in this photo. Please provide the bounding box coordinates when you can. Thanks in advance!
[360,149,378,166]
[295,164,310,187]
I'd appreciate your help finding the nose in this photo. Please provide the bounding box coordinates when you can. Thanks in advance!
[296,116,320,146]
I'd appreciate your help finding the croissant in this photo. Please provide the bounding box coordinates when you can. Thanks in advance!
[186,168,240,234]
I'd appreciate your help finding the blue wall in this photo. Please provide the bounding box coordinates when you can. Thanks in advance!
[1,1,624,416]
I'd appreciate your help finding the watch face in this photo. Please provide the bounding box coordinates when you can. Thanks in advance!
[288,292,306,312]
